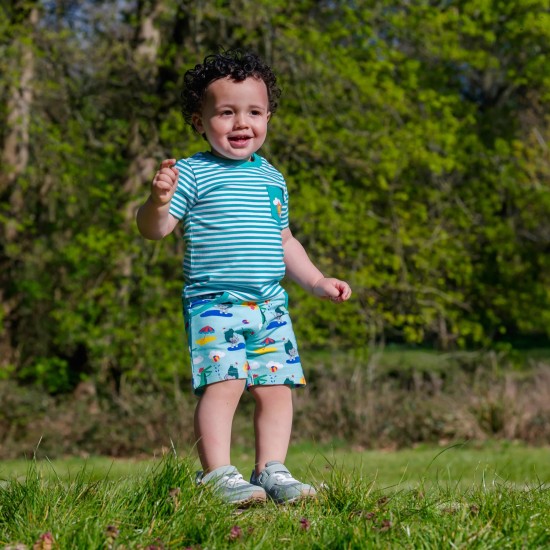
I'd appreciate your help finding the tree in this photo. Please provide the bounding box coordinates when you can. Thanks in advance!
[1,0,40,369]
[0,0,548,394]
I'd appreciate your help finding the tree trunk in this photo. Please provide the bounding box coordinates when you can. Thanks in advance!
[118,1,163,305]
[0,4,39,368]
[1,6,38,208]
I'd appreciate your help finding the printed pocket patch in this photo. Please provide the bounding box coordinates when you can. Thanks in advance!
[266,185,284,223]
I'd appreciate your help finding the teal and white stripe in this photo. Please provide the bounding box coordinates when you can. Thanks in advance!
[169,152,289,301]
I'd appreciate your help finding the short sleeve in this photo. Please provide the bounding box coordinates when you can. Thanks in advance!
[169,159,198,220]
[280,183,289,229]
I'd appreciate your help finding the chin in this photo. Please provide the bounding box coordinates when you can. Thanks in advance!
[217,150,253,161]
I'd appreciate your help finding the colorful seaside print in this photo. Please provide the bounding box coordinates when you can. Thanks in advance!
[186,295,305,394]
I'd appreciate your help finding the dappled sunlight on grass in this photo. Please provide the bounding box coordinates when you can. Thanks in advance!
[3,441,547,489]
[0,444,548,548]
[299,441,550,489]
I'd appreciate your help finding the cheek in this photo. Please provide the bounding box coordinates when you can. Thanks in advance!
[209,120,231,136]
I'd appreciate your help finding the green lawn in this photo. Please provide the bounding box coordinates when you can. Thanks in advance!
[2,441,548,488]
[1,442,548,549]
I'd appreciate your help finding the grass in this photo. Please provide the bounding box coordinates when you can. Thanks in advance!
[1,442,549,549]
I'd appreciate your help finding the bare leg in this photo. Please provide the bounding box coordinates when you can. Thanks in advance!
[249,384,293,475]
[194,379,246,473]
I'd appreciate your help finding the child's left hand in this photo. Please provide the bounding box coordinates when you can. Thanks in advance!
[312,277,352,303]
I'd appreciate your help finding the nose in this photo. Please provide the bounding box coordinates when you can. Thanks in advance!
[234,113,248,129]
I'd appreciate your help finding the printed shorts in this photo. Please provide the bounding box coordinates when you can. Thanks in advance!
[184,292,306,395]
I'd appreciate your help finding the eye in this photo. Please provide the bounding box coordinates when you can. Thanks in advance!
[220,109,233,116]
[251,110,262,116]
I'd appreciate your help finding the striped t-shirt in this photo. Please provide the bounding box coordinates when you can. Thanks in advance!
[168,151,289,301]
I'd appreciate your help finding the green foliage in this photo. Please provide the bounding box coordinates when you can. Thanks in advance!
[2,356,550,459]
[269,0,550,349]
[0,0,549,393]
[19,357,71,394]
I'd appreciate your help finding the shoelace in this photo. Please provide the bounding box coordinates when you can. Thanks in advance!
[271,472,297,485]
[222,473,249,488]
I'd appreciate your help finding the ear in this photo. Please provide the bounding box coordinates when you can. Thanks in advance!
[266,111,271,123]
[192,113,204,134]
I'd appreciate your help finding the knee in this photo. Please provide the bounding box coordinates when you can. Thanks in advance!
[250,384,292,405]
[201,379,246,402]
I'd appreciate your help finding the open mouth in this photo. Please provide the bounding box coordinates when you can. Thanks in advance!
[229,136,251,145]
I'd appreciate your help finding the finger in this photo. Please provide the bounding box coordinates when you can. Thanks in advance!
[328,290,341,300]
[331,282,351,302]
[334,281,346,297]
[322,283,340,298]
[153,178,170,191]
[167,166,179,182]
[157,169,176,181]
[342,286,352,301]
[154,175,177,188]
[160,158,177,169]
[154,185,172,195]
[156,170,178,186]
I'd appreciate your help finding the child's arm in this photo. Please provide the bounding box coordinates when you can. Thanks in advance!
[282,228,352,302]
[136,159,180,240]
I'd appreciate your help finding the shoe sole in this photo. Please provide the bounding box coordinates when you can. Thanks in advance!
[231,492,267,506]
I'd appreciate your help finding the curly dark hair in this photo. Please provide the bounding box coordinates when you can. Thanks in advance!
[181,49,281,126]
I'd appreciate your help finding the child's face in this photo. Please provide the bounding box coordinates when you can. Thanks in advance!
[192,76,271,161]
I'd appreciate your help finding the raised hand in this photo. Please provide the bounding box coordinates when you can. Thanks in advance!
[151,158,179,206]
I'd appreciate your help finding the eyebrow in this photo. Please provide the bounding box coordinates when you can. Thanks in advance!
[216,103,267,110]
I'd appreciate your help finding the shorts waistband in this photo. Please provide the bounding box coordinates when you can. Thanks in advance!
[184,290,288,315]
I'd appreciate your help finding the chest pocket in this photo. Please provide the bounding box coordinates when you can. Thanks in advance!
[266,185,285,225]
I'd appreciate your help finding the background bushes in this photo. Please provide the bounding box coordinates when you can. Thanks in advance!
[0,1,549,453]
[1,353,549,459]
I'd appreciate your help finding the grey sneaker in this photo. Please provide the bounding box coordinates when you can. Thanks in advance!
[250,461,317,504]
[197,465,266,505]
